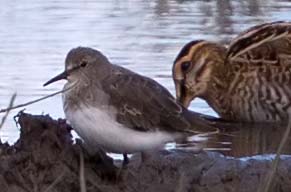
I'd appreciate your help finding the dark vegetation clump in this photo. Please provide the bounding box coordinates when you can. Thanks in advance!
[0,112,291,192]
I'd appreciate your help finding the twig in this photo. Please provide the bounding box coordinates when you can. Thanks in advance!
[0,85,74,114]
[0,93,16,129]
[80,149,87,192]
[43,169,67,192]
[259,118,291,192]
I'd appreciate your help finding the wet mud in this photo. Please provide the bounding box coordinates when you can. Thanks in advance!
[0,112,291,192]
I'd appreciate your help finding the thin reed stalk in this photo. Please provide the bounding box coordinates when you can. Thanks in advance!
[80,149,87,192]
[259,118,291,192]
[0,85,74,114]
[0,93,16,130]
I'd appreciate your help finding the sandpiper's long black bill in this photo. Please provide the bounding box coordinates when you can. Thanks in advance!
[43,71,68,86]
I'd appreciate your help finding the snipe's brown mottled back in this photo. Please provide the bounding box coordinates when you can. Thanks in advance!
[173,21,291,122]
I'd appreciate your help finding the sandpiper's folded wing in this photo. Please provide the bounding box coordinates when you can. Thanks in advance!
[101,66,216,133]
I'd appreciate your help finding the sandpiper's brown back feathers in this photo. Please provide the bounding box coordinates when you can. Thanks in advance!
[101,65,216,133]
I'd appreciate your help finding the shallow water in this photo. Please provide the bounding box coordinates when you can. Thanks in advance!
[1,0,291,157]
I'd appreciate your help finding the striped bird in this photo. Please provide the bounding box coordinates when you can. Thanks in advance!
[172,21,291,122]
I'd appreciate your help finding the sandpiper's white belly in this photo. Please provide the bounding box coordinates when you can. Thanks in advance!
[65,105,175,153]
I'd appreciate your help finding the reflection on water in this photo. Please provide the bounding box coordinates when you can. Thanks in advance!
[204,121,291,157]
[1,0,291,157]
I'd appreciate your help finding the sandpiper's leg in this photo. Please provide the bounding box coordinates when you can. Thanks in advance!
[115,153,130,181]
[141,150,155,163]
[122,153,129,166]
[79,141,118,181]
[141,152,148,163]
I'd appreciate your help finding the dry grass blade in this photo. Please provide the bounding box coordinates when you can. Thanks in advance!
[0,85,74,114]
[80,149,87,192]
[259,118,291,192]
[43,169,66,192]
[0,93,16,130]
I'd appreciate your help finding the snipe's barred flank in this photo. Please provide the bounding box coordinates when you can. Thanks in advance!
[173,21,291,122]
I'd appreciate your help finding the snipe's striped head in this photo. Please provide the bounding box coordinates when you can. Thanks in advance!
[172,40,226,107]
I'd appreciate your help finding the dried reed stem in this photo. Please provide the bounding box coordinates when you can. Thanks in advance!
[80,149,87,192]
[0,85,74,114]
[0,93,16,129]
[43,169,66,192]
[260,118,291,192]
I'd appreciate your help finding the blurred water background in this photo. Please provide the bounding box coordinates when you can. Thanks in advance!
[1,0,291,157]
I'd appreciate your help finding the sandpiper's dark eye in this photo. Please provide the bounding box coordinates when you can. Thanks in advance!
[80,61,88,67]
[181,61,191,72]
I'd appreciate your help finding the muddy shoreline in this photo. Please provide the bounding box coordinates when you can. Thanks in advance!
[0,112,291,192]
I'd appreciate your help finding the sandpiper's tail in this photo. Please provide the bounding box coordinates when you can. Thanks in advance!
[182,108,243,135]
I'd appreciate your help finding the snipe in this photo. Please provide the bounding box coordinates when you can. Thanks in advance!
[173,21,291,122]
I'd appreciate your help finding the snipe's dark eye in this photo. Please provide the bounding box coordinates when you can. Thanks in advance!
[80,61,88,67]
[181,61,191,72]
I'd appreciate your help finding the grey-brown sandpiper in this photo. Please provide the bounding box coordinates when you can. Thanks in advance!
[44,47,217,163]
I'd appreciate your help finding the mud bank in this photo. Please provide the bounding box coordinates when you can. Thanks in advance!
[0,113,291,192]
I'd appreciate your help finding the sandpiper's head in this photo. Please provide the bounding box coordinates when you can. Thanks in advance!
[172,40,226,108]
[44,47,110,86]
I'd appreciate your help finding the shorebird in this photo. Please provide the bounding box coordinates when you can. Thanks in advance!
[44,47,217,163]
[173,21,291,122]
